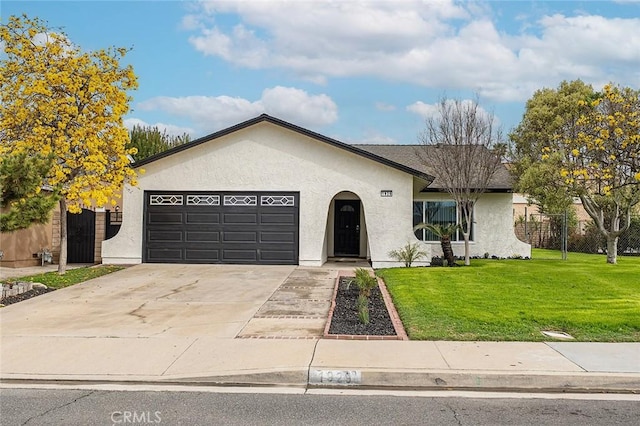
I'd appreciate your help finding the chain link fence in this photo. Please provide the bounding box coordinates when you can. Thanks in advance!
[569,216,640,256]
[515,213,640,259]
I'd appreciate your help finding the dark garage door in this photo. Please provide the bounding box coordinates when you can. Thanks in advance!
[143,191,299,264]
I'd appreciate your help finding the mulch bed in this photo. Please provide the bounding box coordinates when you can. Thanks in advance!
[327,277,396,336]
[0,287,55,306]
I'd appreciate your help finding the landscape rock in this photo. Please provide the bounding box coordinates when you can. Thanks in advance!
[327,277,396,336]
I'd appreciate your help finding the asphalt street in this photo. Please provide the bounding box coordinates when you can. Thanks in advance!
[1,387,638,426]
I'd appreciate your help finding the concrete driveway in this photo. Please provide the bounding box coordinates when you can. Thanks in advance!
[0,264,297,339]
[0,262,351,383]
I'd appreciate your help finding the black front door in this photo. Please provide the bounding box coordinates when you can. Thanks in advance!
[334,200,360,256]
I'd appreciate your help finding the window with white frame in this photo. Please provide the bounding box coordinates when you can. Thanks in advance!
[413,200,474,242]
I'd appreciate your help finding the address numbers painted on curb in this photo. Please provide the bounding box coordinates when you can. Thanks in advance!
[309,370,362,385]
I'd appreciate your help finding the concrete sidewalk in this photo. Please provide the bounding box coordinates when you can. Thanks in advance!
[1,263,639,393]
[2,335,639,393]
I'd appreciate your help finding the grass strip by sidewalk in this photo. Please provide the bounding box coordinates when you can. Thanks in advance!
[378,250,640,342]
[7,265,125,289]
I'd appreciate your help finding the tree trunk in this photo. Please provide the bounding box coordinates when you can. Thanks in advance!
[580,195,629,265]
[460,202,473,266]
[462,232,471,266]
[606,236,618,264]
[57,198,67,275]
[441,236,456,266]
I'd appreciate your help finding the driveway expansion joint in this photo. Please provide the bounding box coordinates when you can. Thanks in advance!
[253,315,327,319]
[235,335,320,340]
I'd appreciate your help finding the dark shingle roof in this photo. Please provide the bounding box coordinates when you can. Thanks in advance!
[132,114,511,191]
[354,144,514,192]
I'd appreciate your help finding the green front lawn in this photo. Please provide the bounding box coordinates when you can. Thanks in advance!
[9,265,125,289]
[378,250,640,341]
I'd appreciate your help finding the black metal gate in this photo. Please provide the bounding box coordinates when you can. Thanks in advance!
[67,208,96,263]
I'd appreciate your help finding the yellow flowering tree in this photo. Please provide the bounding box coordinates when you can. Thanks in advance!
[549,84,640,264]
[0,15,139,273]
[510,80,594,217]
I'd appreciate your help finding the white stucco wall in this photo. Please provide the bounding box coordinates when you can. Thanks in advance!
[102,122,429,267]
[415,192,531,259]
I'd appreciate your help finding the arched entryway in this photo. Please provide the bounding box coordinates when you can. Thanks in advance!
[326,191,369,259]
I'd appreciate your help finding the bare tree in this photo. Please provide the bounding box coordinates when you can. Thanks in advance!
[418,97,505,265]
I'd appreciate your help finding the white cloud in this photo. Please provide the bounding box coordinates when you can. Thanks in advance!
[348,133,398,145]
[123,118,195,138]
[406,101,440,119]
[375,102,396,111]
[180,14,203,31]
[185,1,640,102]
[137,95,263,131]
[136,86,338,132]
[407,99,498,125]
[261,86,338,126]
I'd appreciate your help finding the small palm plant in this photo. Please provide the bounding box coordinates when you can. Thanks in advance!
[353,268,377,324]
[414,223,459,266]
[354,268,377,297]
[357,295,369,324]
[388,242,428,267]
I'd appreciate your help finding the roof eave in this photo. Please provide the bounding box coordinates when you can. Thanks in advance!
[421,187,514,193]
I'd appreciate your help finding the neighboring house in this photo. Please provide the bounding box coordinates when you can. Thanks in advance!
[102,114,530,268]
[0,199,122,268]
[512,194,592,246]
[0,214,53,268]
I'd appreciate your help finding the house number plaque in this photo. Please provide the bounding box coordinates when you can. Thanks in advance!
[309,369,362,385]
[380,190,393,197]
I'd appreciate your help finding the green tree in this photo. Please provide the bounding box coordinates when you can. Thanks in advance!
[510,80,595,216]
[0,153,59,231]
[127,124,191,162]
[1,15,139,273]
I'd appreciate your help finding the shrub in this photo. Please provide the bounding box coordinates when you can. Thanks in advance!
[354,268,377,297]
[388,242,428,267]
[618,217,640,255]
[430,256,444,267]
[357,295,369,324]
[568,221,605,254]
[353,268,377,324]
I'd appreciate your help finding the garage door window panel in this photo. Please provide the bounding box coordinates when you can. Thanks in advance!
[224,195,257,206]
[187,195,220,206]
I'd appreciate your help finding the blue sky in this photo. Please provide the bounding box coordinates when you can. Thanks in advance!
[4,1,640,144]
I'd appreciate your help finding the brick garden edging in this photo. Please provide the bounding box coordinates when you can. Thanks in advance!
[323,270,408,341]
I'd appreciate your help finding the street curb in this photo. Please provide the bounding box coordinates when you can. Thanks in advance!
[3,370,639,394]
[309,369,640,393]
